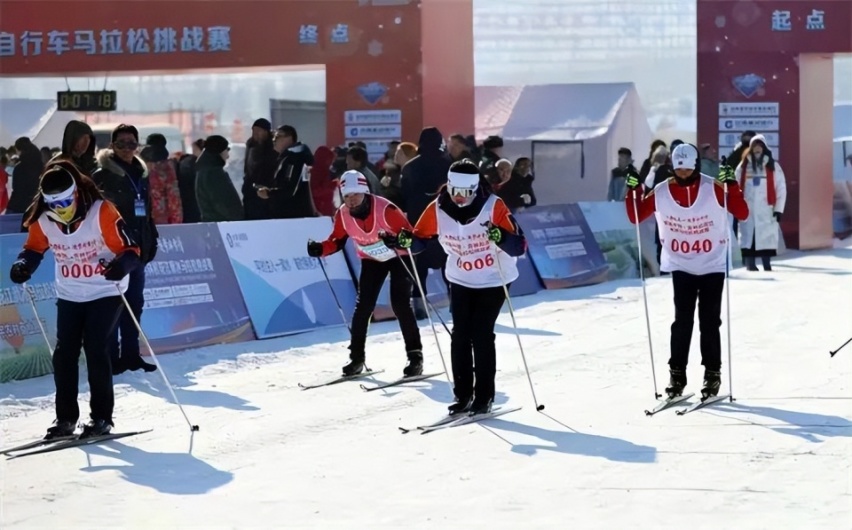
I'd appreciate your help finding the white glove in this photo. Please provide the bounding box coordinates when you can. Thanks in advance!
[520,194,532,205]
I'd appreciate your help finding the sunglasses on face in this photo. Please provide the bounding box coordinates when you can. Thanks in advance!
[115,141,138,150]
[47,197,74,209]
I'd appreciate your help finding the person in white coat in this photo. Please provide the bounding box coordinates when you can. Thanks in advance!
[735,134,786,271]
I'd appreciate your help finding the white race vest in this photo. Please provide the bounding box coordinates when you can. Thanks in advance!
[437,195,519,289]
[38,200,129,302]
[654,176,729,275]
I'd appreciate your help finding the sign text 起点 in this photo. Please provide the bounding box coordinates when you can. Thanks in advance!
[0,26,231,57]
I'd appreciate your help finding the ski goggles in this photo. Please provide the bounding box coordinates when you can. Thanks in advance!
[449,186,476,198]
[41,180,77,210]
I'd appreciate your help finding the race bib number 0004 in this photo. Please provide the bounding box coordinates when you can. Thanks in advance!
[60,262,105,279]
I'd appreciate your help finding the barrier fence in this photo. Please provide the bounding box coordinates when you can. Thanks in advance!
[0,201,731,383]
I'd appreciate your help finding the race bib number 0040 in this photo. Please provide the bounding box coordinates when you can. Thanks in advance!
[670,239,713,254]
[456,254,494,272]
[60,262,105,278]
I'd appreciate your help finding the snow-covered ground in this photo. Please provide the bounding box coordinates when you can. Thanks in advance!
[1,245,850,529]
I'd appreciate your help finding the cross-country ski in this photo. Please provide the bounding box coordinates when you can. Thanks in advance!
[676,394,732,416]
[419,406,522,434]
[360,371,445,392]
[297,370,385,391]
[6,430,153,460]
[644,393,695,416]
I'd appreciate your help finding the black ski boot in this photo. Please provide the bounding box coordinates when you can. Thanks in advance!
[448,396,473,415]
[403,350,424,378]
[701,370,721,399]
[45,420,76,440]
[665,368,687,398]
[80,419,112,439]
[469,398,493,415]
[342,354,365,376]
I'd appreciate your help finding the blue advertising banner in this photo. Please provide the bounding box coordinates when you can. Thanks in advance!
[508,251,543,298]
[141,223,255,354]
[514,204,609,289]
[342,240,449,322]
[219,218,358,339]
[0,233,58,383]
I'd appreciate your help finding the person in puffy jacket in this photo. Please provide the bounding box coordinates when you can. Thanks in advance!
[195,135,244,222]
[140,133,183,224]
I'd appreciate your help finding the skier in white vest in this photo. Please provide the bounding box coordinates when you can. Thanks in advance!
[626,143,749,399]
[390,159,526,416]
[10,161,141,440]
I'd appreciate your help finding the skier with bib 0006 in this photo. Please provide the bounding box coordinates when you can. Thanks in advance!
[386,159,526,416]
[626,143,749,399]
[307,170,424,378]
[10,162,141,439]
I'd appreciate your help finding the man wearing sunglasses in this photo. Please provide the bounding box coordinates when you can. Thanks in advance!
[92,124,159,375]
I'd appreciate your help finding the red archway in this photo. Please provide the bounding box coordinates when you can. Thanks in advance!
[0,0,474,148]
[697,0,852,250]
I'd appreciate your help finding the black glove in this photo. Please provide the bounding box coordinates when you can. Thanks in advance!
[774,212,781,222]
[383,229,413,249]
[307,240,324,258]
[9,260,31,284]
[101,252,140,282]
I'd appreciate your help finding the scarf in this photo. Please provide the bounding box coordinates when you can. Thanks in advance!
[740,162,776,206]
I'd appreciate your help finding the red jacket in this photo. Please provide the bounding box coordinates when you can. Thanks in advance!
[318,195,412,256]
[626,177,749,224]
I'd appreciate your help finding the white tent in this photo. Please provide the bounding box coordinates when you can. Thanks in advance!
[0,99,80,149]
[475,83,653,205]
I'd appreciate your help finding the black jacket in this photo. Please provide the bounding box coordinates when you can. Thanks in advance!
[7,140,44,214]
[242,139,278,220]
[177,154,201,223]
[268,142,315,219]
[400,127,451,225]
[52,120,97,174]
[492,172,537,212]
[91,149,159,263]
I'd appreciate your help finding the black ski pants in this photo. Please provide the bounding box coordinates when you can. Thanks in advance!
[110,266,145,363]
[449,283,505,403]
[669,271,725,372]
[349,257,422,358]
[54,296,123,424]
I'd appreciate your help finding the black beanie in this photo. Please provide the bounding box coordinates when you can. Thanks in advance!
[146,133,167,147]
[204,135,229,155]
[252,118,272,132]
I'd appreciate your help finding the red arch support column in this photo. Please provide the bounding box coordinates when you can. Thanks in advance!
[0,0,473,148]
[697,0,852,249]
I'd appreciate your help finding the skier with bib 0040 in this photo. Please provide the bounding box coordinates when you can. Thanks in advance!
[626,144,749,399]
[307,170,424,378]
[10,162,141,439]
[385,159,526,416]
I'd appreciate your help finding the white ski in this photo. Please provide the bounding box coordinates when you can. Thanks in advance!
[676,394,731,416]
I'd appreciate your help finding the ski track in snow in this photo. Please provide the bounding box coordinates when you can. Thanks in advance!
[1,246,850,529]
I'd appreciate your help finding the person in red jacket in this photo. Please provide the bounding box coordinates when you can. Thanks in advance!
[307,170,423,377]
[626,143,749,400]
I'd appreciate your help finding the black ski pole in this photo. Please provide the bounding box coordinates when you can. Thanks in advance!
[830,337,851,357]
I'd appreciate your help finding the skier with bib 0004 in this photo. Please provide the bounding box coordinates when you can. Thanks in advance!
[10,162,141,439]
[307,170,424,378]
[386,159,526,416]
[626,143,749,399]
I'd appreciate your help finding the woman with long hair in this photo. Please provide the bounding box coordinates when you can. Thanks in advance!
[10,160,140,440]
[387,159,526,416]
[735,134,786,271]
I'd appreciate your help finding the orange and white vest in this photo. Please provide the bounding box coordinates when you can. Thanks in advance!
[437,194,518,289]
[38,200,129,302]
[340,195,407,262]
[655,175,729,275]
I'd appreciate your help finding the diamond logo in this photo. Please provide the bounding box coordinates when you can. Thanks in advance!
[357,82,388,105]
[731,74,765,99]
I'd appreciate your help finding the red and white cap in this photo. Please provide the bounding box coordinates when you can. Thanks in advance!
[339,170,371,196]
